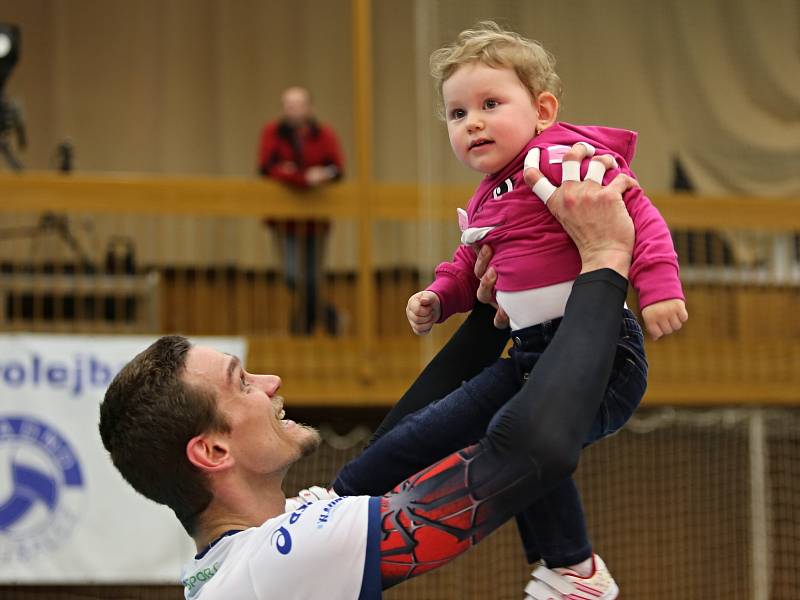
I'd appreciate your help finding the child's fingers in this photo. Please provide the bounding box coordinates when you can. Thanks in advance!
[412,321,434,335]
[417,292,434,306]
[678,304,689,321]
[668,313,685,332]
[408,305,430,321]
[646,319,664,340]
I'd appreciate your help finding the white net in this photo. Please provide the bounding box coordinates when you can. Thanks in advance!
[284,407,800,600]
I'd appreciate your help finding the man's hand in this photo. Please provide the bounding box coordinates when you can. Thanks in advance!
[406,291,441,335]
[523,143,637,278]
[474,245,509,329]
[642,299,688,340]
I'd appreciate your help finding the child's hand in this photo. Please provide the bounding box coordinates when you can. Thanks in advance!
[284,485,339,513]
[641,299,688,340]
[406,291,441,335]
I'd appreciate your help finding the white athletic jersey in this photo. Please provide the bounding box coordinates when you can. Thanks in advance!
[181,495,382,600]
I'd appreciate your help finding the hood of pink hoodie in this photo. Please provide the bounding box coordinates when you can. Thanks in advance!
[480,121,639,192]
[539,121,639,164]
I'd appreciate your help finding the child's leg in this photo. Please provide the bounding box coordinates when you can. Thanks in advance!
[515,478,590,567]
[521,309,647,567]
[333,355,521,496]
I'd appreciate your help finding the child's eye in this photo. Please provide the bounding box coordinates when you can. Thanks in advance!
[450,108,466,120]
[484,99,499,109]
[240,373,251,390]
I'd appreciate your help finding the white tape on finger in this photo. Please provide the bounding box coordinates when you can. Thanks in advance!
[524,148,541,170]
[532,178,557,204]
[576,141,596,157]
[562,160,581,182]
[585,159,607,184]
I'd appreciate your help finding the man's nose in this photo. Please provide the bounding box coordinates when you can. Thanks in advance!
[256,374,282,395]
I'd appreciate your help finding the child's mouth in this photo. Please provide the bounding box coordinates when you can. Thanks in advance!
[469,139,492,150]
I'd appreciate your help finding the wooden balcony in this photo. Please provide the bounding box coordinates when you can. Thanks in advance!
[1,172,799,406]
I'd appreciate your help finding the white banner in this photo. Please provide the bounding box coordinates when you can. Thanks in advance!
[0,334,247,583]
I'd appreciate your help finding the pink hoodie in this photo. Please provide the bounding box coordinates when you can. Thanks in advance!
[427,122,684,322]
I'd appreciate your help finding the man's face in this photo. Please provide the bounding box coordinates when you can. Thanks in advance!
[281,87,313,125]
[443,63,539,175]
[183,346,321,478]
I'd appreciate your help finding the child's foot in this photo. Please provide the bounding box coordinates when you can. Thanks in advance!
[523,554,619,599]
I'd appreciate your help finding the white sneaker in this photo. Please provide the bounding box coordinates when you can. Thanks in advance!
[524,554,619,600]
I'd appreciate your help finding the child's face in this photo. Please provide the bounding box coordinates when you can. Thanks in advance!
[442,63,539,175]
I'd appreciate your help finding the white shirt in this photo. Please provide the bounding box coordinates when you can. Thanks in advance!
[181,496,382,600]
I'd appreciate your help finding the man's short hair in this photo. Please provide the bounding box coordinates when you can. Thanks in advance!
[99,335,229,534]
[429,20,563,119]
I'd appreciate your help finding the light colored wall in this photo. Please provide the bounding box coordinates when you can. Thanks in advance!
[1,0,798,194]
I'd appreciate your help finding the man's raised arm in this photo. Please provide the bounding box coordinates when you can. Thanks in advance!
[376,166,638,588]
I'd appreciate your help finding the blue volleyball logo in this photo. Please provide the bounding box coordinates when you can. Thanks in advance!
[0,415,85,562]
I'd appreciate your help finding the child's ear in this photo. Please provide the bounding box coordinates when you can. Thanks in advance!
[535,92,558,130]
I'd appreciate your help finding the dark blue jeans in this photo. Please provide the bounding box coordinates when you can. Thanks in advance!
[333,309,647,567]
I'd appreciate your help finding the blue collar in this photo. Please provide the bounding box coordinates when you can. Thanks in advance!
[195,529,243,560]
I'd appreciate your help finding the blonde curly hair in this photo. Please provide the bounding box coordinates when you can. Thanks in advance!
[430,21,563,119]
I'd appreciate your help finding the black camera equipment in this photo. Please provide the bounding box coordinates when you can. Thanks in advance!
[0,23,25,171]
[0,212,95,273]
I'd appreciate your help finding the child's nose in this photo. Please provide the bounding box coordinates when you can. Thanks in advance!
[467,117,484,133]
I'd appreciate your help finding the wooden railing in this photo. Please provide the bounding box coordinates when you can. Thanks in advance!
[1,172,799,405]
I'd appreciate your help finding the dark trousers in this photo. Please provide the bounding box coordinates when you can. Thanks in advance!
[334,309,647,567]
[281,230,322,334]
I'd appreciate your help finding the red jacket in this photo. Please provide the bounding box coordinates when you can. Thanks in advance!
[258,119,344,188]
[258,119,344,234]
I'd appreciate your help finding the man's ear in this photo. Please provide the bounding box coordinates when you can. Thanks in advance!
[186,433,232,472]
[535,92,559,131]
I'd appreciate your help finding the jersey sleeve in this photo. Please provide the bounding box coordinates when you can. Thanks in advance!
[247,496,381,599]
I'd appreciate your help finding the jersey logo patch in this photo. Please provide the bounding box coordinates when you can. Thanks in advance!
[271,526,293,555]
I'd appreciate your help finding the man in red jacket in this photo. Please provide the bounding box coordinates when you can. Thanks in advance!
[257,86,344,335]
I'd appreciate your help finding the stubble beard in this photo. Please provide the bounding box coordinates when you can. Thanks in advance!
[297,424,322,458]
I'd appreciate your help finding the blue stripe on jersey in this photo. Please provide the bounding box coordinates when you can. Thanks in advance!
[357,496,382,599]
